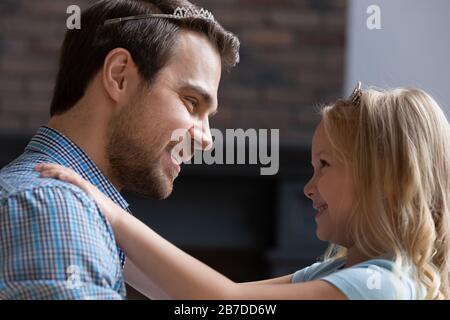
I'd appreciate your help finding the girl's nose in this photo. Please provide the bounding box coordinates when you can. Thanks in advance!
[304,177,315,199]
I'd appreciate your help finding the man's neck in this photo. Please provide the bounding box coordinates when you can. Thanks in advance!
[47,108,121,191]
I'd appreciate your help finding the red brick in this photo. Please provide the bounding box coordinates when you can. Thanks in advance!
[0,0,347,146]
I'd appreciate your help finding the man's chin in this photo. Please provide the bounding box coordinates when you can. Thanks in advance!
[122,174,174,200]
[145,178,174,200]
[154,183,174,200]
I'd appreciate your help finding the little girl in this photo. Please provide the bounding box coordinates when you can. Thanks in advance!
[36,84,450,299]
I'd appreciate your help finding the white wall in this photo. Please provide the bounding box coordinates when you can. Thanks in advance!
[345,0,450,117]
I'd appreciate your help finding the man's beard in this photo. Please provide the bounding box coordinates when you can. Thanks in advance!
[106,98,175,200]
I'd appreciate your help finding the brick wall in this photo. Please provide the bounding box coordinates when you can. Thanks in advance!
[0,0,347,147]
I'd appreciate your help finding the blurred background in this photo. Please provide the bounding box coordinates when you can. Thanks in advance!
[0,0,449,299]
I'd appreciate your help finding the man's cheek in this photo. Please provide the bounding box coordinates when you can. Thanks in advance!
[167,116,195,139]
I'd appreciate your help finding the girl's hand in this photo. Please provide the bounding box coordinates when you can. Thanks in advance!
[35,163,123,226]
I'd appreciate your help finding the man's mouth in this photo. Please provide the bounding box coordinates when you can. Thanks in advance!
[172,153,181,172]
[165,138,196,177]
[166,149,182,176]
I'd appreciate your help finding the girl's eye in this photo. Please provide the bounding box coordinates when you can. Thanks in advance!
[319,159,330,168]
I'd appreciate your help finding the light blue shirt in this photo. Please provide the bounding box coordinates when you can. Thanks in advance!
[0,127,127,299]
[292,257,422,299]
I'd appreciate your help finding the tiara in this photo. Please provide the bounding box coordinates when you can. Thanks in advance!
[349,81,362,105]
[104,6,215,25]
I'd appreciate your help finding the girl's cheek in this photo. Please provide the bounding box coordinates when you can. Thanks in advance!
[316,175,328,196]
[315,177,321,194]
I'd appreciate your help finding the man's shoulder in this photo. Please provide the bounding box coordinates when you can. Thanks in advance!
[0,153,117,257]
[0,152,91,204]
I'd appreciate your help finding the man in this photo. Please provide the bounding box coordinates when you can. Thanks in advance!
[0,0,239,299]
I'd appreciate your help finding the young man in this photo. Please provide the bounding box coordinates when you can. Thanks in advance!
[0,0,239,299]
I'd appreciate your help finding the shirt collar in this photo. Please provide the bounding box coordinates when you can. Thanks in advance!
[25,126,129,210]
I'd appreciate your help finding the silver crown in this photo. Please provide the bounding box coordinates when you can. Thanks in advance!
[349,81,362,105]
[172,7,215,21]
[104,6,215,25]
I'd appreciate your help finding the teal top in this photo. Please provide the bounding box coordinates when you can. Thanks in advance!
[291,257,423,300]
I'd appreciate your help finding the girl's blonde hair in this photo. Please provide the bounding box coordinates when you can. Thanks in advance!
[321,87,450,299]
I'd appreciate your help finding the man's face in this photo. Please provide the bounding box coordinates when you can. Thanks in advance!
[108,30,222,199]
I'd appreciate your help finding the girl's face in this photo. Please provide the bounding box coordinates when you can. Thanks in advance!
[304,121,355,247]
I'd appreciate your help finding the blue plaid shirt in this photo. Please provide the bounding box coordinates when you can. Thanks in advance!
[0,127,128,299]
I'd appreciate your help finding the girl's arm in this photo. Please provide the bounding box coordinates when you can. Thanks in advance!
[124,259,171,300]
[103,204,346,299]
[36,163,346,300]
[240,275,294,285]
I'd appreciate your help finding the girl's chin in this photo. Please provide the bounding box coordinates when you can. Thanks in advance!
[316,231,327,242]
[315,224,332,243]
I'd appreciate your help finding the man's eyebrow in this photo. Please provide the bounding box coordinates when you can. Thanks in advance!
[180,83,213,105]
[180,82,218,115]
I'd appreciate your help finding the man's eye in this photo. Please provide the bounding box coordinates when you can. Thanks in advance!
[185,97,199,110]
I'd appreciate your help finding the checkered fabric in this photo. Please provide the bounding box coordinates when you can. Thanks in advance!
[0,127,129,299]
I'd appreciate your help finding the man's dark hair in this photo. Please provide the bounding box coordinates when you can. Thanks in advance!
[50,0,240,116]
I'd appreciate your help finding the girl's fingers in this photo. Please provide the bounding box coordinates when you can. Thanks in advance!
[39,169,61,177]
[35,163,61,171]
[37,164,78,180]
[39,169,71,181]
[36,163,75,175]
[39,167,85,187]
[36,163,96,195]
[41,170,90,193]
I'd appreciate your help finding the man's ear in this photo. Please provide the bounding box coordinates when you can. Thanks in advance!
[102,48,135,103]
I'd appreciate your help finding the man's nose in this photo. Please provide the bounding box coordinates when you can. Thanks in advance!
[201,118,213,151]
[190,118,213,151]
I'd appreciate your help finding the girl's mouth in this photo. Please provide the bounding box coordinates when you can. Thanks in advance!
[314,204,328,220]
